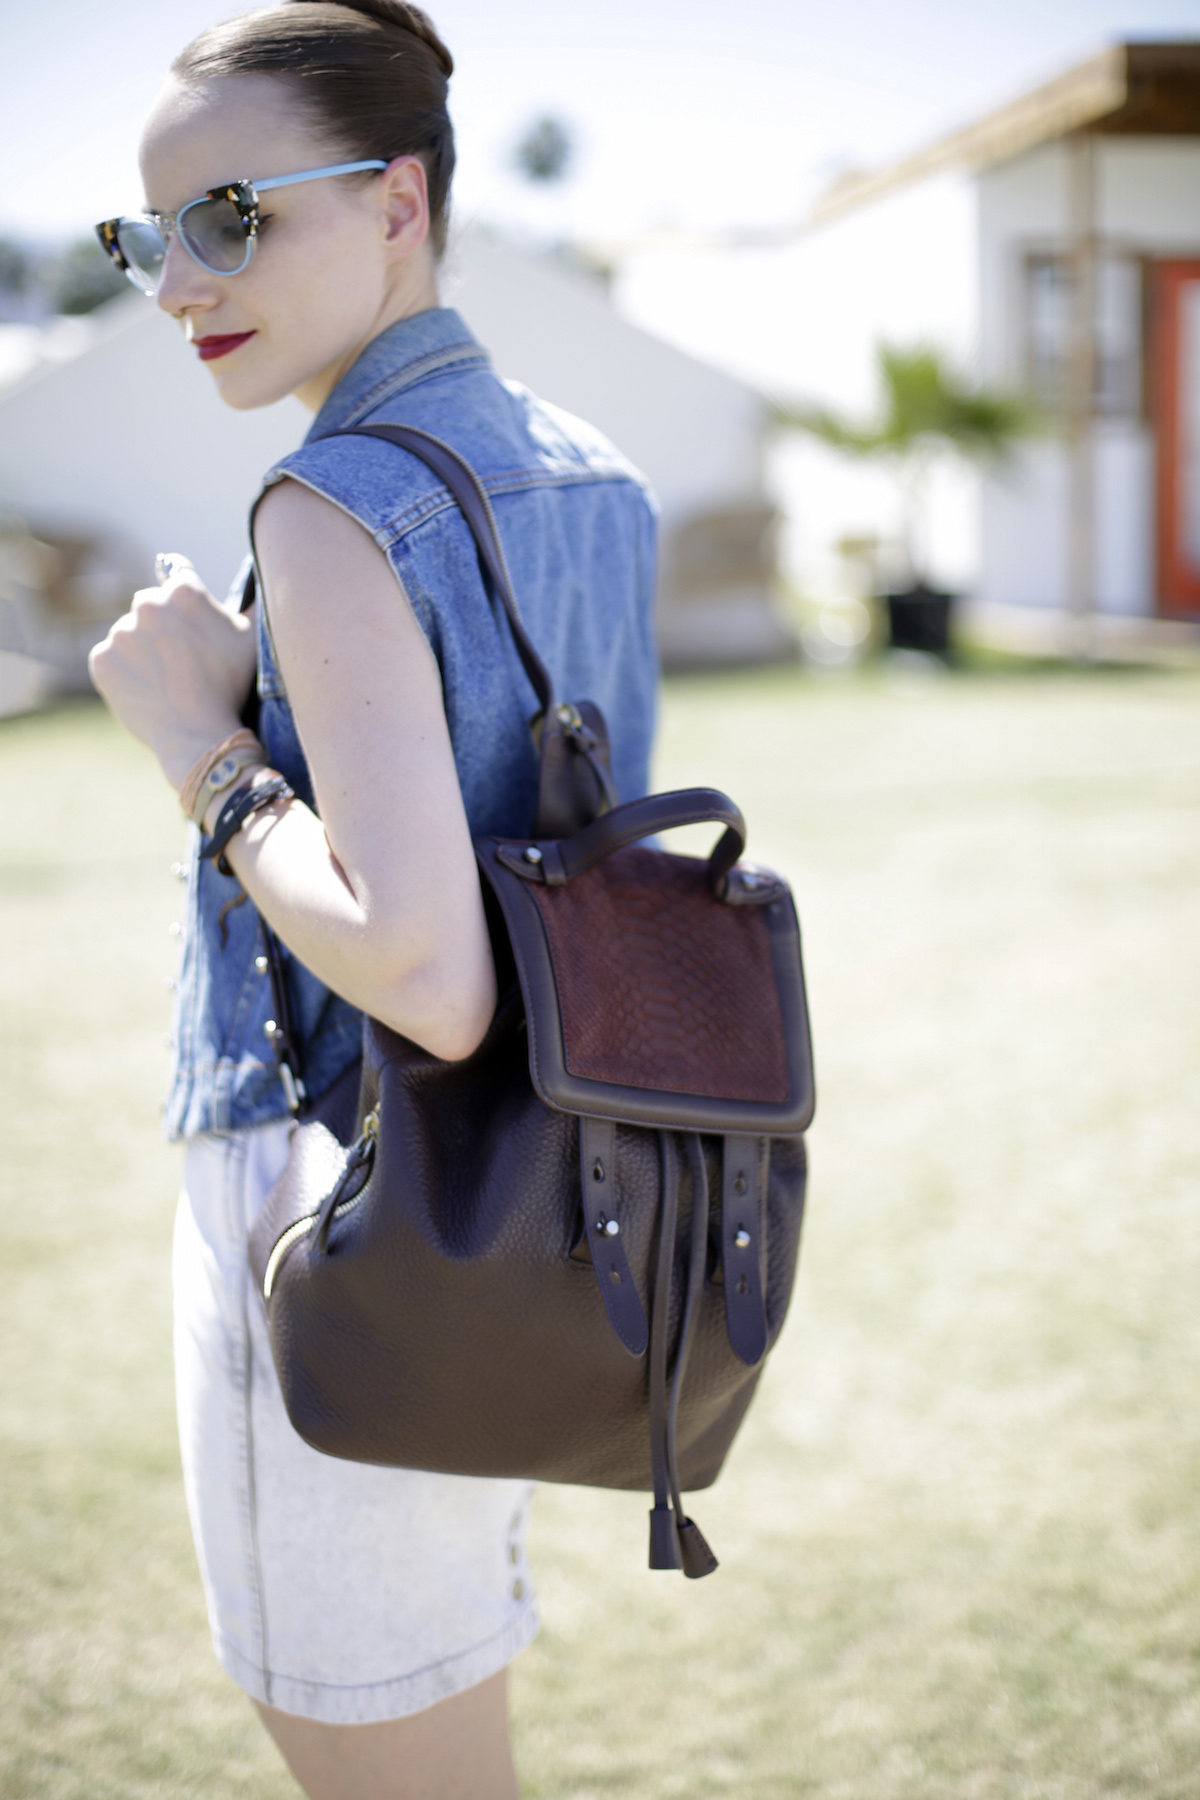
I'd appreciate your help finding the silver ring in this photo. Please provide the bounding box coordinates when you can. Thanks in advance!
[155,552,194,585]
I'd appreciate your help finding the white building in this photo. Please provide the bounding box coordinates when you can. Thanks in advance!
[0,226,792,707]
[762,41,1200,655]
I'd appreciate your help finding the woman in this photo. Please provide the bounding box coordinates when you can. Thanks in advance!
[88,4,658,1794]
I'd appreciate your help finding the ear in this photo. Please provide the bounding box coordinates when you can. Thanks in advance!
[378,154,430,257]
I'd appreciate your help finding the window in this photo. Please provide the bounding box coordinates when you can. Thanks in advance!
[1025,251,1144,418]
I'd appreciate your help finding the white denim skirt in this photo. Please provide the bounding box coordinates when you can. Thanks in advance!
[173,1119,538,1724]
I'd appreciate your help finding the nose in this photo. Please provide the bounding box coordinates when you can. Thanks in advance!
[154,230,218,318]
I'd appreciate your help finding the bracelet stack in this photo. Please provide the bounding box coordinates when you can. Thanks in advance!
[200,775,296,876]
[179,728,266,827]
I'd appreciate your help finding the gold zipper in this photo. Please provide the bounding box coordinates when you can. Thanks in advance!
[263,1215,315,1299]
[262,1106,380,1300]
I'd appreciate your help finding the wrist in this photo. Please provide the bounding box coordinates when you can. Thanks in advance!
[199,763,274,838]
[181,729,265,827]
[162,719,245,795]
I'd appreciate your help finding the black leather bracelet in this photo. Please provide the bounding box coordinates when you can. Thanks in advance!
[200,775,294,874]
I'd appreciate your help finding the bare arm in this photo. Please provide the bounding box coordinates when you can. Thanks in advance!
[230,478,496,1058]
[89,479,496,1062]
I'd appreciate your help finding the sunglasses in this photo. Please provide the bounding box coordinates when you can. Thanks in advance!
[94,160,389,297]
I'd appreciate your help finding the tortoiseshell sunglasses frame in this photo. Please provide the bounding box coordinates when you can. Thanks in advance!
[94,161,389,293]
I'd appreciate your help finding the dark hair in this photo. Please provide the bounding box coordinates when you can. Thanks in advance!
[171,1,456,253]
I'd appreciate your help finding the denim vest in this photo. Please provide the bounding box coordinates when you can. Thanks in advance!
[165,307,659,1139]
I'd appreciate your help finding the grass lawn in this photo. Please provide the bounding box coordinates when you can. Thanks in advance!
[2,665,1198,1798]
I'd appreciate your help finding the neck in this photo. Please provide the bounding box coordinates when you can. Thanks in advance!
[294,262,441,414]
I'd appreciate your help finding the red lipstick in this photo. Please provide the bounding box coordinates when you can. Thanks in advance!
[194,332,256,361]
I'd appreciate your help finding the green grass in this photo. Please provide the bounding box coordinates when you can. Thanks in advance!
[2,669,1199,1797]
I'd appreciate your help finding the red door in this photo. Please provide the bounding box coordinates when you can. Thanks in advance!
[1155,260,1200,616]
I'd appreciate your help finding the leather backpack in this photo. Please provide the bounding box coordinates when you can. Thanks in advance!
[247,425,815,1577]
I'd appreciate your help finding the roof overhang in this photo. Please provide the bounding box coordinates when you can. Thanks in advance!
[810,41,1200,226]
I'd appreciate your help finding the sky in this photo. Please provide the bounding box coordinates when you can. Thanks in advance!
[1,1,1195,594]
[2,0,1198,248]
[1,0,1196,478]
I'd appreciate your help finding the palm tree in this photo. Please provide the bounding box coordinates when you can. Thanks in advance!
[774,342,1036,593]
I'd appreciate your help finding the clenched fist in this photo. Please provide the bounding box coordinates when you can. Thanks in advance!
[89,558,258,792]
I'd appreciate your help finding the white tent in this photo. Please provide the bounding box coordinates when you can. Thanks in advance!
[0,226,792,696]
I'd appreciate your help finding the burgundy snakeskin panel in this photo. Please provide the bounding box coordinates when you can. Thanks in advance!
[528,845,789,1103]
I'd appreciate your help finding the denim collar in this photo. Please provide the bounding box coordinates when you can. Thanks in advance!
[304,306,490,443]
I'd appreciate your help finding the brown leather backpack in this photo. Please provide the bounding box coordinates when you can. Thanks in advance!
[247,425,815,1577]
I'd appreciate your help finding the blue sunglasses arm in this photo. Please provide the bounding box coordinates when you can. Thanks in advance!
[252,160,389,194]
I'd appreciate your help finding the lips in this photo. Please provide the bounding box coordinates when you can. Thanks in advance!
[194,332,256,361]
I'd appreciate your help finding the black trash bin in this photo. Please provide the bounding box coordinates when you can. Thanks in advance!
[884,584,955,657]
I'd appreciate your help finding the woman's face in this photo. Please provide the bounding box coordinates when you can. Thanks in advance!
[138,74,436,412]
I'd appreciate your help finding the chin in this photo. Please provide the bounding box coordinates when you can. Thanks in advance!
[206,362,297,412]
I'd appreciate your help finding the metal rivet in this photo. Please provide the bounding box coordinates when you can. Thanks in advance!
[734,1174,747,1195]
[168,921,182,937]
[254,954,269,974]
[264,1019,278,1039]
[523,845,543,864]
[592,1158,605,1182]
[170,861,187,881]
[604,1218,619,1237]
[163,976,176,991]
[735,1228,751,1250]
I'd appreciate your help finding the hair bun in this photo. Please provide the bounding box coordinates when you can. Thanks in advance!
[302,0,454,77]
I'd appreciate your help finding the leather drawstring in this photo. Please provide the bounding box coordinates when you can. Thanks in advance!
[647,1131,719,1577]
[648,1131,681,1570]
[669,1136,719,1578]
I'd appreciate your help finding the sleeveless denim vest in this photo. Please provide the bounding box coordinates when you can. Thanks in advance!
[165,307,659,1139]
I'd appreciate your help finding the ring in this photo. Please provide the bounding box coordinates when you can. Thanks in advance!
[155,552,195,585]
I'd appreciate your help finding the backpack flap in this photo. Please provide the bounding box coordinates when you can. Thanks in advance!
[475,788,815,1136]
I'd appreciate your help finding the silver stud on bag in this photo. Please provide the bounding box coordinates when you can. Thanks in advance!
[264,1019,279,1040]
[254,954,269,974]
[523,845,543,865]
[735,1228,751,1249]
[596,1215,620,1237]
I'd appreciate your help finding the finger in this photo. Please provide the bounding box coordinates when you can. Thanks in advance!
[155,551,195,585]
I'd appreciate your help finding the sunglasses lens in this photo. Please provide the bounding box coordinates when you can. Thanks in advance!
[116,219,167,294]
[179,196,250,273]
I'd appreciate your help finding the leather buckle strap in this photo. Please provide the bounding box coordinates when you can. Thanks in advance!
[579,1117,648,1356]
[722,1136,769,1366]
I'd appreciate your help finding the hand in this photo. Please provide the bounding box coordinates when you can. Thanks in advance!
[89,558,258,793]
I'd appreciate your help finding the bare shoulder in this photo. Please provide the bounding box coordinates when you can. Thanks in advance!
[252,474,433,675]
[254,475,384,591]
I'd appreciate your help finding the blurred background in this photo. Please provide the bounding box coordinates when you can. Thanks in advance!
[3,0,1200,693]
[2,6,1199,1797]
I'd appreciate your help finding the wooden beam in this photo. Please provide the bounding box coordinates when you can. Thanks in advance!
[809,46,1129,226]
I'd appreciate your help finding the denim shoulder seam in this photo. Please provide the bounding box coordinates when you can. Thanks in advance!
[265,455,646,551]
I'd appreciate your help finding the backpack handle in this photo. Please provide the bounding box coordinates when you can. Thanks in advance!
[494,787,754,900]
